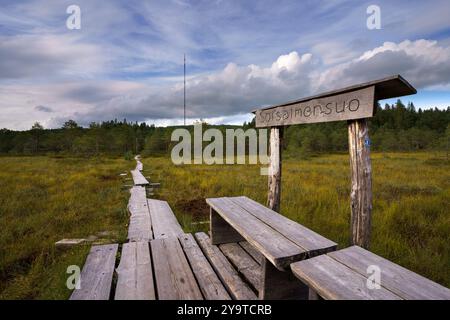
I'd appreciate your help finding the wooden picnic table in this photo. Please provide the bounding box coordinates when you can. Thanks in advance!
[206,196,337,299]
[291,245,450,300]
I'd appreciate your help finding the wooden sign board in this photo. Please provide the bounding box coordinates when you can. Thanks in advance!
[255,86,375,128]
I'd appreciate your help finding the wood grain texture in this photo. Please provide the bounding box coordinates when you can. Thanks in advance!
[267,127,283,212]
[206,197,306,270]
[290,254,401,300]
[147,199,184,239]
[219,243,261,291]
[195,232,257,300]
[179,233,231,300]
[115,242,155,300]
[127,186,152,242]
[231,196,337,256]
[131,169,149,186]
[210,208,244,245]
[151,237,203,300]
[70,244,118,300]
[328,246,450,300]
[348,119,372,249]
[239,241,264,265]
[255,86,375,127]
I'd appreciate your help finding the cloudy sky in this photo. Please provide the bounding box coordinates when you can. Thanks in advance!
[1,0,450,130]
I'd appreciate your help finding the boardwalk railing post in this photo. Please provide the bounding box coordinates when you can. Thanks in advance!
[348,119,372,249]
[267,127,283,212]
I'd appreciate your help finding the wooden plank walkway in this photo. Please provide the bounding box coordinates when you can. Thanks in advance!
[131,169,149,186]
[127,186,153,242]
[70,244,118,300]
[71,157,450,300]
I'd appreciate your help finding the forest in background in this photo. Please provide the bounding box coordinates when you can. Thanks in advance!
[1,99,449,158]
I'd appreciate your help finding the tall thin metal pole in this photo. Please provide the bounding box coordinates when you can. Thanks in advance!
[184,54,186,126]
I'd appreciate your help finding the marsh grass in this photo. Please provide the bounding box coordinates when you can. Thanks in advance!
[0,152,448,299]
[0,156,130,299]
[144,152,450,287]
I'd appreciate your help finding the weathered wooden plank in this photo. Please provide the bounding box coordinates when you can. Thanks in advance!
[210,208,245,245]
[136,160,143,171]
[147,199,184,239]
[206,197,306,270]
[131,169,149,186]
[348,119,372,248]
[253,75,416,113]
[195,232,257,300]
[127,186,152,242]
[230,196,337,256]
[151,237,203,300]
[260,257,308,300]
[239,241,264,265]
[290,254,401,300]
[267,127,283,212]
[179,233,231,300]
[255,86,375,127]
[219,243,261,290]
[115,242,155,300]
[70,244,118,300]
[328,246,450,300]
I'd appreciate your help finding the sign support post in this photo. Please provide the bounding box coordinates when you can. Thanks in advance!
[267,127,283,212]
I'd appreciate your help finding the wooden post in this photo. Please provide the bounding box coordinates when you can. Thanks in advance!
[267,127,283,212]
[348,119,372,249]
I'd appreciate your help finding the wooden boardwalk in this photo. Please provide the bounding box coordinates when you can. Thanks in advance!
[70,156,450,300]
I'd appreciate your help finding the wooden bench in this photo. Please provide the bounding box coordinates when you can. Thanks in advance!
[70,244,118,300]
[291,245,450,300]
[206,196,337,299]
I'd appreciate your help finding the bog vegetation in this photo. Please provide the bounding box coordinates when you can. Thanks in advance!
[0,151,448,299]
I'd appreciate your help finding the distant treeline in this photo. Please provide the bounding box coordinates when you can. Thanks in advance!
[0,100,449,157]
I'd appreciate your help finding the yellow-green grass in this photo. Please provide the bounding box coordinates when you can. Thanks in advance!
[143,152,450,288]
[0,152,448,300]
[0,156,130,299]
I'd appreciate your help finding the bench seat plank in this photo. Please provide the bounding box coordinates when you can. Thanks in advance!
[70,244,118,300]
[207,197,306,269]
[230,196,337,256]
[219,243,261,291]
[127,186,152,241]
[115,242,155,300]
[179,233,231,300]
[291,254,401,300]
[195,232,257,300]
[147,199,184,239]
[328,246,450,300]
[239,241,264,265]
[151,237,203,300]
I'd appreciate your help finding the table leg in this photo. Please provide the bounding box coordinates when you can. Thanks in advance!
[210,208,244,245]
[259,258,308,300]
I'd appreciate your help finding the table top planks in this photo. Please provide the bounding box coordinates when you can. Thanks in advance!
[147,199,184,239]
[115,241,155,300]
[328,246,450,300]
[230,196,337,255]
[207,197,307,270]
[151,237,203,300]
[207,196,337,270]
[70,244,118,300]
[179,233,231,300]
